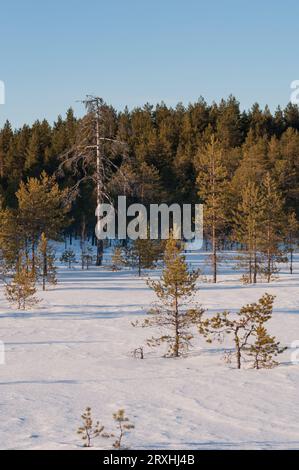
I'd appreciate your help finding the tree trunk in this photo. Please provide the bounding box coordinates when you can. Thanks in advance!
[235,331,241,369]
[253,249,257,284]
[42,252,47,291]
[174,290,179,357]
[212,224,217,283]
[236,347,241,369]
[267,224,271,283]
[96,239,103,266]
[25,240,30,273]
[31,240,35,275]
[267,249,271,283]
[249,249,252,284]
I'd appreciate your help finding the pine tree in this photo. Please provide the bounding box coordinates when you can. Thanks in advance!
[60,250,76,269]
[37,233,57,290]
[0,209,26,270]
[232,130,268,189]
[112,409,134,450]
[272,128,299,212]
[133,161,164,204]
[248,103,275,138]
[81,247,93,270]
[136,237,204,357]
[284,210,298,274]
[25,129,40,174]
[196,134,228,282]
[16,172,70,275]
[233,182,264,283]
[111,245,125,271]
[77,407,107,448]
[200,293,275,369]
[216,95,243,149]
[5,267,39,310]
[0,120,13,178]
[259,173,286,282]
[124,237,164,276]
[248,325,286,369]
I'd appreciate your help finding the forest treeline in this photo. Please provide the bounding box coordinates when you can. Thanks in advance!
[0,95,298,285]
[0,96,298,213]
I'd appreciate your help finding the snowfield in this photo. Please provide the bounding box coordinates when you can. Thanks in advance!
[0,243,298,450]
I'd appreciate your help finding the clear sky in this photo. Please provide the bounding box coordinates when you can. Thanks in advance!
[0,0,298,128]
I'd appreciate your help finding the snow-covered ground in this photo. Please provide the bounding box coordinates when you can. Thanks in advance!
[0,242,298,450]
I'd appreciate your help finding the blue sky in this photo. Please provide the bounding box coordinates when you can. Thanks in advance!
[0,0,298,127]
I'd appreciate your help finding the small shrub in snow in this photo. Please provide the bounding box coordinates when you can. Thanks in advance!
[132,346,144,359]
[77,407,109,448]
[112,409,134,449]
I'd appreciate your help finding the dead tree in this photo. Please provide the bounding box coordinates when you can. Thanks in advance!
[58,96,128,265]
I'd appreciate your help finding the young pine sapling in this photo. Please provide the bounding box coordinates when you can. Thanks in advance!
[112,409,134,449]
[134,237,204,357]
[248,325,286,369]
[77,407,109,448]
[5,266,39,310]
[60,249,76,269]
[200,293,275,369]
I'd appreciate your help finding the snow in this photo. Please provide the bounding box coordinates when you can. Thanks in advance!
[0,242,298,449]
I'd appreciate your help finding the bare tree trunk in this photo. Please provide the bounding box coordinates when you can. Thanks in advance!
[95,105,103,266]
[266,223,271,283]
[267,249,271,283]
[235,330,241,369]
[212,224,217,283]
[174,290,179,357]
[96,240,103,266]
[249,248,252,284]
[25,239,30,273]
[42,251,47,291]
[253,244,258,284]
[31,239,35,275]
[81,217,86,270]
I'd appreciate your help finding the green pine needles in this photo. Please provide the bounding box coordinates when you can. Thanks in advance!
[134,237,204,357]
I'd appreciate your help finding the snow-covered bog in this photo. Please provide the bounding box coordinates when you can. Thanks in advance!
[0,244,298,449]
